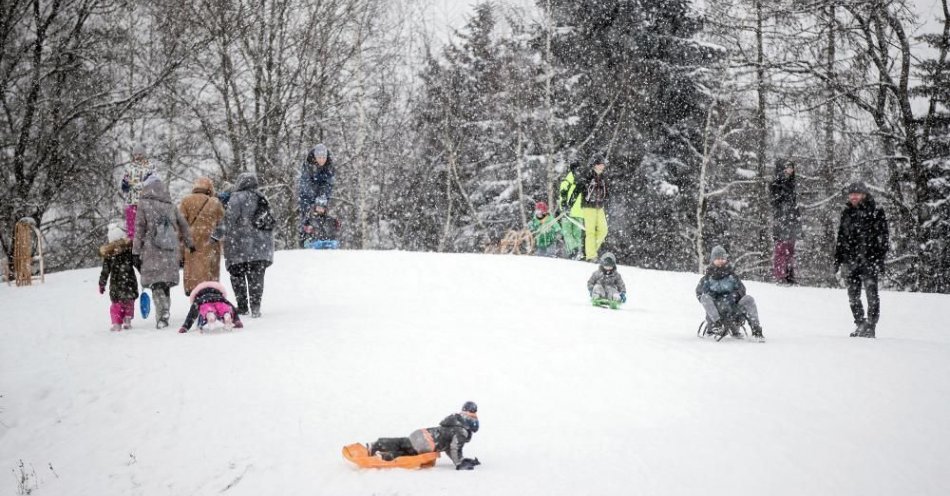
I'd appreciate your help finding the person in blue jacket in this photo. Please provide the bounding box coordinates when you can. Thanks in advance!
[298,144,335,245]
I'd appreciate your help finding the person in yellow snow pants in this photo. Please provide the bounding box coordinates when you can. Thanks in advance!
[576,153,610,261]
[582,207,608,261]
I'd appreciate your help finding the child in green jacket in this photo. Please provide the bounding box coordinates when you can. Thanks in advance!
[529,202,562,257]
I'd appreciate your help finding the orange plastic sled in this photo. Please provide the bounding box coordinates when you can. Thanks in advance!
[342,443,439,469]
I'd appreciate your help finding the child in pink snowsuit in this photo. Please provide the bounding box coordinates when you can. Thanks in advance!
[177,281,243,333]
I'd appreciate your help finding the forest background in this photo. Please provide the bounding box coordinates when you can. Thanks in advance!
[1,0,948,292]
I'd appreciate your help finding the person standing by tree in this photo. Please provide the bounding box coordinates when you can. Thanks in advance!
[575,153,609,261]
[179,177,225,296]
[121,144,155,241]
[834,182,889,338]
[298,144,335,246]
[214,172,274,318]
[558,159,586,260]
[769,158,801,285]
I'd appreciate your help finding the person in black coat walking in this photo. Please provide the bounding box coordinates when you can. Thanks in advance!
[367,402,481,470]
[834,182,889,338]
[769,158,801,284]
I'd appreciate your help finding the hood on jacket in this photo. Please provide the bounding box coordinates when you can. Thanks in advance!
[189,281,228,303]
[842,182,876,208]
[140,175,172,203]
[192,177,215,195]
[306,145,333,168]
[99,238,131,258]
[234,172,259,192]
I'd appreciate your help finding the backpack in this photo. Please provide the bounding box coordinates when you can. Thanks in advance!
[253,193,277,231]
[151,209,180,251]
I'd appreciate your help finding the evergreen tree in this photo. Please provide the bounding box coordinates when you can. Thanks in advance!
[541,0,721,269]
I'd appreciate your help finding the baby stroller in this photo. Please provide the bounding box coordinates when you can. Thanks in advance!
[697,299,749,341]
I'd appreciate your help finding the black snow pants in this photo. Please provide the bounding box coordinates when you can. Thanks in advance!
[846,264,880,325]
[228,261,267,313]
[373,438,419,458]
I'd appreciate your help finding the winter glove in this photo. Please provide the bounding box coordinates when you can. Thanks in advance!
[178,327,188,334]
[456,458,480,470]
[98,285,105,295]
[619,292,627,304]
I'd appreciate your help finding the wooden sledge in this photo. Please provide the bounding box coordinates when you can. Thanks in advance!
[342,443,439,469]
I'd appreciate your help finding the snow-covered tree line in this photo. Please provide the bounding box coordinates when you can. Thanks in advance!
[2,0,948,292]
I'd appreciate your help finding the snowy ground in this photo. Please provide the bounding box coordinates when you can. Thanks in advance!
[2,250,949,496]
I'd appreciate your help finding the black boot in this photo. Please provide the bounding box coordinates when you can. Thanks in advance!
[860,322,876,338]
[850,321,867,337]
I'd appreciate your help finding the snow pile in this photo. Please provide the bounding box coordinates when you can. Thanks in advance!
[1,250,949,495]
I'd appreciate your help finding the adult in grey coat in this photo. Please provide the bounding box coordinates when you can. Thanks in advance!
[132,176,194,329]
[213,172,274,317]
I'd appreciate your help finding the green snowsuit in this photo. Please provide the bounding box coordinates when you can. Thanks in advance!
[558,171,585,257]
[529,213,562,256]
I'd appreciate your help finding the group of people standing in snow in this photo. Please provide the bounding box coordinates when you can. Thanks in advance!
[100,146,283,332]
[100,143,342,332]
[527,153,611,262]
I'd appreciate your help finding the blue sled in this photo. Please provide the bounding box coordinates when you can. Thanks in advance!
[304,240,339,250]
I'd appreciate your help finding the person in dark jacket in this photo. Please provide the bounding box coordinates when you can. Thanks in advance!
[99,223,139,332]
[574,153,609,261]
[696,246,765,340]
[298,144,335,245]
[588,252,626,303]
[833,182,889,338]
[301,198,341,249]
[769,158,801,284]
[368,402,481,470]
[177,281,243,333]
[213,173,274,318]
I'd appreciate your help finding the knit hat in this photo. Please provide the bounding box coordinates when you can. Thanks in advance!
[709,245,728,264]
[193,176,214,195]
[600,252,617,269]
[132,143,147,159]
[312,144,328,158]
[534,201,548,215]
[107,222,126,242]
[843,182,870,196]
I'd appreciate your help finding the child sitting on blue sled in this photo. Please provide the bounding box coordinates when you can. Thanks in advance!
[588,252,626,308]
[301,198,340,249]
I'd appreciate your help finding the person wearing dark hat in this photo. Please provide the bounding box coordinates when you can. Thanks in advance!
[297,144,335,246]
[833,181,889,338]
[574,153,609,261]
[696,245,765,341]
[529,201,562,257]
[367,402,481,470]
[769,158,801,285]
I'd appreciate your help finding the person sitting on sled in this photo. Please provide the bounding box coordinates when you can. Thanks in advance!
[695,245,765,340]
[368,401,481,470]
[529,201,562,257]
[301,197,340,249]
[177,281,244,333]
[588,252,626,304]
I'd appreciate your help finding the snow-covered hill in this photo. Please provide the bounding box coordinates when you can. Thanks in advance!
[1,250,949,496]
